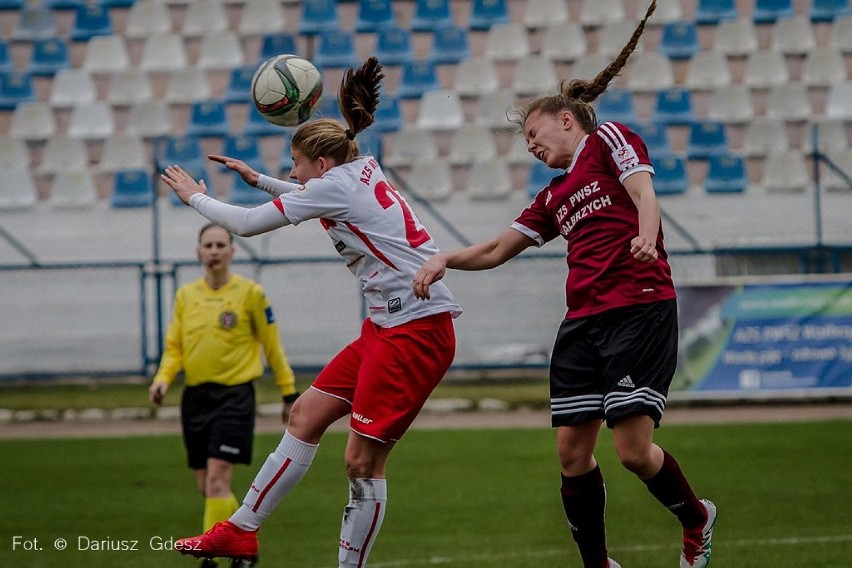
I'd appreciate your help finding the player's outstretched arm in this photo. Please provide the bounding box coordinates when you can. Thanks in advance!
[413,228,534,300]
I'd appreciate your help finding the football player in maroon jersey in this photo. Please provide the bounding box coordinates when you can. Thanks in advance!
[413,3,716,568]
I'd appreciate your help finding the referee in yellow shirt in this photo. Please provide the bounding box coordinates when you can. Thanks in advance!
[149,224,298,567]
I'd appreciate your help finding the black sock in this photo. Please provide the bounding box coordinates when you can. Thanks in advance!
[642,449,706,528]
[560,465,609,568]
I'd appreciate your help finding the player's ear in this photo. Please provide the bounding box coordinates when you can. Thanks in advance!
[560,110,573,129]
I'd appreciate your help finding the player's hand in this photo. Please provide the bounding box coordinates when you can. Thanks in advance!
[630,236,658,263]
[413,253,448,300]
[161,165,208,205]
[149,382,168,406]
[208,154,260,187]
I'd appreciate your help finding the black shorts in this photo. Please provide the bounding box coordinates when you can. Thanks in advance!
[549,299,678,429]
[181,381,256,470]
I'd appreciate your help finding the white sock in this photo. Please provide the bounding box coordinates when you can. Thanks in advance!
[338,478,387,568]
[230,431,318,531]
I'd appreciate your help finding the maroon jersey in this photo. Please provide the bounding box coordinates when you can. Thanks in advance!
[512,121,676,318]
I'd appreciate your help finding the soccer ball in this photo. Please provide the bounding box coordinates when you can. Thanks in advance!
[251,54,323,127]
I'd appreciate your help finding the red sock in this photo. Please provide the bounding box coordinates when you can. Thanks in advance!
[642,449,706,528]
[560,466,609,568]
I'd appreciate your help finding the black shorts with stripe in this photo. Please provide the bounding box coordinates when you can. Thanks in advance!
[549,299,678,429]
[181,381,256,469]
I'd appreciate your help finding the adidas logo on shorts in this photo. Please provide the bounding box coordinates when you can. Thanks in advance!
[617,375,635,389]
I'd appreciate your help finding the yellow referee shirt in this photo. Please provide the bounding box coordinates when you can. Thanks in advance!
[153,274,297,396]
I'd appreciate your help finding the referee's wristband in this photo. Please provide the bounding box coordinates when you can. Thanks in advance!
[282,392,300,404]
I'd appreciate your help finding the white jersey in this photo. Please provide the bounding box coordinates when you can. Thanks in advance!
[273,156,461,327]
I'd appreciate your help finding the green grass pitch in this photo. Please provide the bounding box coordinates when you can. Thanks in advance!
[1,421,850,567]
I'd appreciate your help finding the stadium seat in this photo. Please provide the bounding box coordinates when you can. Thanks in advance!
[226,159,273,205]
[658,21,699,60]
[651,88,694,126]
[36,135,88,176]
[802,48,846,88]
[12,5,57,41]
[238,0,285,36]
[375,27,414,67]
[744,50,789,89]
[67,101,115,140]
[140,33,187,72]
[383,128,437,168]
[527,160,564,198]
[186,99,229,138]
[820,149,852,191]
[686,121,729,160]
[9,101,56,141]
[405,159,453,201]
[126,100,172,139]
[43,0,84,9]
[753,0,795,24]
[397,61,440,99]
[476,88,516,130]
[765,83,812,123]
[572,53,612,82]
[523,0,570,29]
[512,56,558,97]
[652,155,689,195]
[416,89,464,131]
[469,0,510,31]
[742,118,789,158]
[0,168,37,210]
[627,52,675,93]
[705,154,747,193]
[713,18,758,57]
[315,96,344,121]
[448,124,497,166]
[48,169,97,208]
[829,16,852,53]
[314,30,359,70]
[156,135,204,171]
[580,0,626,27]
[225,66,255,105]
[355,130,383,161]
[428,26,471,65]
[82,35,129,74]
[629,121,674,160]
[374,94,403,133]
[411,0,452,32]
[259,33,299,64]
[70,4,113,42]
[811,0,852,22]
[506,134,534,165]
[686,50,732,91]
[762,150,809,192]
[0,138,29,169]
[106,69,153,107]
[466,159,512,200]
[484,23,530,62]
[125,0,171,39]
[648,0,683,24]
[0,0,23,9]
[98,133,149,173]
[220,134,261,171]
[182,0,228,37]
[695,0,738,25]
[27,38,70,76]
[355,0,395,33]
[243,105,284,136]
[599,20,642,58]
[454,57,499,97]
[772,16,816,56]
[803,119,849,153]
[298,0,339,36]
[706,84,754,124]
[541,22,587,62]
[197,31,244,70]
[111,169,155,208]
[595,89,637,124]
[0,40,8,73]
[165,66,211,104]
[0,72,35,110]
[278,135,294,173]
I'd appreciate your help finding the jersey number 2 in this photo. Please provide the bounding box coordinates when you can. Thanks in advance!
[374,181,430,247]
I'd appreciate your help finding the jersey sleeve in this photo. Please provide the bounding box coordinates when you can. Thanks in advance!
[594,122,655,184]
[152,287,185,385]
[257,174,301,197]
[248,283,297,397]
[277,173,350,226]
[511,184,560,246]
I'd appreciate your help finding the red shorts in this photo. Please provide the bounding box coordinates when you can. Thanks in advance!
[311,312,456,443]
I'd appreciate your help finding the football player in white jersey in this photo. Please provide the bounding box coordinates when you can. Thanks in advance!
[162,57,461,567]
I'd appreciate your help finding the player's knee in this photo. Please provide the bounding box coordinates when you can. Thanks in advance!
[615,446,650,474]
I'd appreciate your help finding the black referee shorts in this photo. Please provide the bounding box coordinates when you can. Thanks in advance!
[549,299,678,429]
[181,381,256,470]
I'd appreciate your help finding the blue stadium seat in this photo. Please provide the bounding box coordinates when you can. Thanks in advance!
[374,93,402,132]
[0,40,9,73]
[227,159,273,206]
[315,96,344,121]
[375,27,414,66]
[659,21,699,60]
[628,121,674,161]
[811,0,852,22]
[397,60,440,99]
[186,99,229,138]
[244,105,284,137]
[594,89,636,124]
[428,26,471,65]
[686,121,729,160]
[111,169,154,208]
[527,160,564,198]
[0,72,35,110]
[695,0,738,25]
[0,0,23,10]
[652,88,695,126]
[469,0,510,30]
[298,0,340,36]
[102,0,135,7]
[70,4,113,42]
[156,135,204,171]
[355,0,395,33]
[279,135,294,174]
[43,0,84,10]
[258,33,298,64]
[753,0,795,23]
[314,30,358,70]
[27,38,70,76]
[169,163,212,206]
[220,134,261,171]
[652,155,689,195]
[356,129,383,161]
[705,154,747,193]
[411,0,453,32]
[225,65,255,105]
